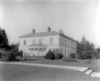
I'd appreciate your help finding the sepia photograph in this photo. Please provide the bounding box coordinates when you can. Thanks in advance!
[0,0,100,81]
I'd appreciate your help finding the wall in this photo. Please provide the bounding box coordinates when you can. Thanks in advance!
[19,34,59,56]
[59,35,77,56]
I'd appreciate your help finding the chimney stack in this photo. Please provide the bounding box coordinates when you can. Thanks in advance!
[59,29,63,34]
[32,28,35,34]
[47,27,51,32]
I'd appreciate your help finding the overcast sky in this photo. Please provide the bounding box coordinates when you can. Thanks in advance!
[0,0,100,48]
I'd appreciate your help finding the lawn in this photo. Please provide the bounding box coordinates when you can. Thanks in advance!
[0,63,99,81]
[23,58,100,72]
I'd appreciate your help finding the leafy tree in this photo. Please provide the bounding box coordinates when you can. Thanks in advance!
[77,36,97,59]
[96,47,100,53]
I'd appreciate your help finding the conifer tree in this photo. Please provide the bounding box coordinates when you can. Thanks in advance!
[1,29,8,46]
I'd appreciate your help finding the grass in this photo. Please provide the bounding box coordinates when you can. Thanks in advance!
[0,63,99,81]
[19,56,46,61]
[24,58,100,72]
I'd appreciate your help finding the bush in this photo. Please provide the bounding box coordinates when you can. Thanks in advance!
[9,49,21,60]
[45,50,55,60]
[0,48,23,61]
[0,49,11,61]
[55,53,63,59]
[86,59,92,64]
[78,50,98,59]
[69,53,76,58]
[63,56,77,62]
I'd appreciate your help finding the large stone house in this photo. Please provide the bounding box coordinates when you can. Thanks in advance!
[18,27,77,56]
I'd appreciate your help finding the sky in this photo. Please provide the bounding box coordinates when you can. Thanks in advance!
[0,0,100,48]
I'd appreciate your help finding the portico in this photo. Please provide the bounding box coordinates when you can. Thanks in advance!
[28,44,47,56]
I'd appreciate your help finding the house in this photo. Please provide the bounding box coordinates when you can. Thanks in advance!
[18,27,77,56]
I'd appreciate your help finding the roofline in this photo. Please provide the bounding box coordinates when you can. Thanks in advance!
[59,33,78,43]
[19,32,59,38]
[19,31,77,43]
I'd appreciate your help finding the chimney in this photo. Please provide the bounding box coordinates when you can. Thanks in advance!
[47,27,51,32]
[32,28,35,34]
[59,29,63,34]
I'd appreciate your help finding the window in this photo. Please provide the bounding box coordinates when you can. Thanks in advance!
[65,49,66,55]
[61,38,63,45]
[68,49,70,55]
[65,40,66,46]
[23,40,26,45]
[32,39,35,44]
[68,40,70,46]
[61,48,63,54]
[39,39,42,44]
[66,39,68,46]
[50,38,53,44]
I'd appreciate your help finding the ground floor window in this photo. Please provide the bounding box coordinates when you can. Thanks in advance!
[65,49,66,55]
[68,49,70,55]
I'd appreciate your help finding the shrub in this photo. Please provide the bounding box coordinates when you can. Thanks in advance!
[0,48,23,61]
[0,49,11,61]
[85,59,92,64]
[63,56,77,62]
[55,53,63,59]
[78,50,98,59]
[69,53,76,58]
[8,49,20,60]
[45,50,55,60]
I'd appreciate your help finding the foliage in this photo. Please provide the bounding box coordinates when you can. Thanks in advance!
[1,29,8,46]
[0,49,11,61]
[96,47,100,58]
[9,49,22,61]
[96,47,100,53]
[69,53,76,58]
[86,59,92,64]
[44,50,55,60]
[0,44,23,61]
[55,53,63,59]
[0,28,9,49]
[77,36,98,59]
[62,56,77,62]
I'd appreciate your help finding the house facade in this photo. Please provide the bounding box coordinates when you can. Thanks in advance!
[19,27,77,56]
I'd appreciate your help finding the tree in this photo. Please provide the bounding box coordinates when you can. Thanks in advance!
[81,36,87,45]
[0,28,9,49]
[96,47,100,53]
[77,36,97,59]
[1,29,8,46]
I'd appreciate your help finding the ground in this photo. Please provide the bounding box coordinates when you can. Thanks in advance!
[0,63,100,81]
[22,57,100,72]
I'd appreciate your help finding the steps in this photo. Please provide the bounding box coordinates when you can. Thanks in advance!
[90,72,100,77]
[85,69,93,75]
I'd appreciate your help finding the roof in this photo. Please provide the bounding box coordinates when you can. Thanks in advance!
[19,31,59,38]
[19,31,77,42]
[59,33,77,42]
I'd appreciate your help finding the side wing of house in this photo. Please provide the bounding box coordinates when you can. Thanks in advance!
[59,34,77,56]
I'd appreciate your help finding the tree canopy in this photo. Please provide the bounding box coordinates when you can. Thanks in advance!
[77,36,98,59]
[0,27,9,49]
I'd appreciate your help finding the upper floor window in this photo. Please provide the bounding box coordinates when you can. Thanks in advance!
[61,38,63,45]
[65,40,66,46]
[39,39,42,44]
[50,38,53,44]
[23,40,26,45]
[32,39,35,44]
